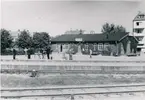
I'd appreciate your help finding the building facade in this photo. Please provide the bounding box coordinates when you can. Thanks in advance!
[51,32,137,56]
[133,12,145,53]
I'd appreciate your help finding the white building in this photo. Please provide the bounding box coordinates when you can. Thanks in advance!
[133,12,145,53]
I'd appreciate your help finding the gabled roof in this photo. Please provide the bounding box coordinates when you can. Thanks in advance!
[51,32,129,43]
[133,13,145,21]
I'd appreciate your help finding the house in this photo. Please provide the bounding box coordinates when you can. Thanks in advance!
[132,12,145,54]
[51,31,138,56]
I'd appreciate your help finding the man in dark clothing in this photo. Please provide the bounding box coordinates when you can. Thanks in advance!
[13,49,16,60]
[27,48,31,59]
[60,45,63,52]
[46,47,51,59]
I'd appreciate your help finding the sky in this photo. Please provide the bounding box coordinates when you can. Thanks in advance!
[1,0,145,36]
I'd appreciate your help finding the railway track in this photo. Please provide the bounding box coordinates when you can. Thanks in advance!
[1,84,145,99]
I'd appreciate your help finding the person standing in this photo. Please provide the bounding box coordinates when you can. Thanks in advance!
[27,48,31,59]
[46,47,51,59]
[13,48,16,60]
[60,45,63,52]
[40,49,44,59]
[24,48,28,56]
[42,49,45,59]
[89,49,92,58]
[69,48,73,60]
[37,49,41,59]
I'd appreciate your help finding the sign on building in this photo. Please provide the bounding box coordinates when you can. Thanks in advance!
[75,38,83,42]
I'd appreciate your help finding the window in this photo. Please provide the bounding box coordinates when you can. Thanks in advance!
[137,29,141,33]
[137,15,145,19]
[93,44,97,51]
[136,22,139,26]
[137,37,143,41]
[98,43,103,51]
[140,15,145,18]
[65,44,68,49]
[134,29,143,33]
[136,22,143,26]
[104,43,109,51]
[85,44,88,51]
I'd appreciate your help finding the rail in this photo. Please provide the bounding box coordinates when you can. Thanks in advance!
[1,84,145,98]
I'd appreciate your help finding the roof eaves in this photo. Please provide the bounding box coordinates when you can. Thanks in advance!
[131,36,139,42]
[133,19,145,21]
[118,33,129,42]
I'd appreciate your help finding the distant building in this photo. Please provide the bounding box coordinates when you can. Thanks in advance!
[10,30,21,42]
[9,30,21,49]
[51,31,137,56]
[133,12,145,53]
[11,33,18,42]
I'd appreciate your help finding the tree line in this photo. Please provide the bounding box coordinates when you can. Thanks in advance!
[1,23,137,55]
[1,29,50,54]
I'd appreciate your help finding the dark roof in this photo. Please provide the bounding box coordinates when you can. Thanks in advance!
[51,32,129,43]
[128,36,138,43]
[133,13,145,21]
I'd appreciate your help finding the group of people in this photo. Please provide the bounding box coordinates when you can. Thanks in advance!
[12,47,52,60]
[34,47,52,59]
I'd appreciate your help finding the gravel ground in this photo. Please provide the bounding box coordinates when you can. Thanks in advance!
[1,73,145,88]
[1,53,145,61]
[1,54,145,100]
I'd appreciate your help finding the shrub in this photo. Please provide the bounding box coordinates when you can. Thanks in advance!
[101,50,111,56]
[1,48,35,55]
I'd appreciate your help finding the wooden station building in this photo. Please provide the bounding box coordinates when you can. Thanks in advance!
[51,30,138,56]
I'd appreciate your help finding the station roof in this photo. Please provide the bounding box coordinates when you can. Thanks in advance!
[51,32,129,43]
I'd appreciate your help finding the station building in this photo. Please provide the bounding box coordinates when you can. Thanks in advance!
[51,30,138,56]
[51,13,145,56]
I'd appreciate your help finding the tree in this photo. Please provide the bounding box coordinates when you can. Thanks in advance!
[101,23,126,34]
[33,32,50,49]
[101,23,127,53]
[16,30,33,49]
[1,29,13,53]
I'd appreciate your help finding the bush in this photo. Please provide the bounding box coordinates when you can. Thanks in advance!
[101,50,111,56]
[1,49,25,55]
[1,48,35,55]
[1,49,13,55]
